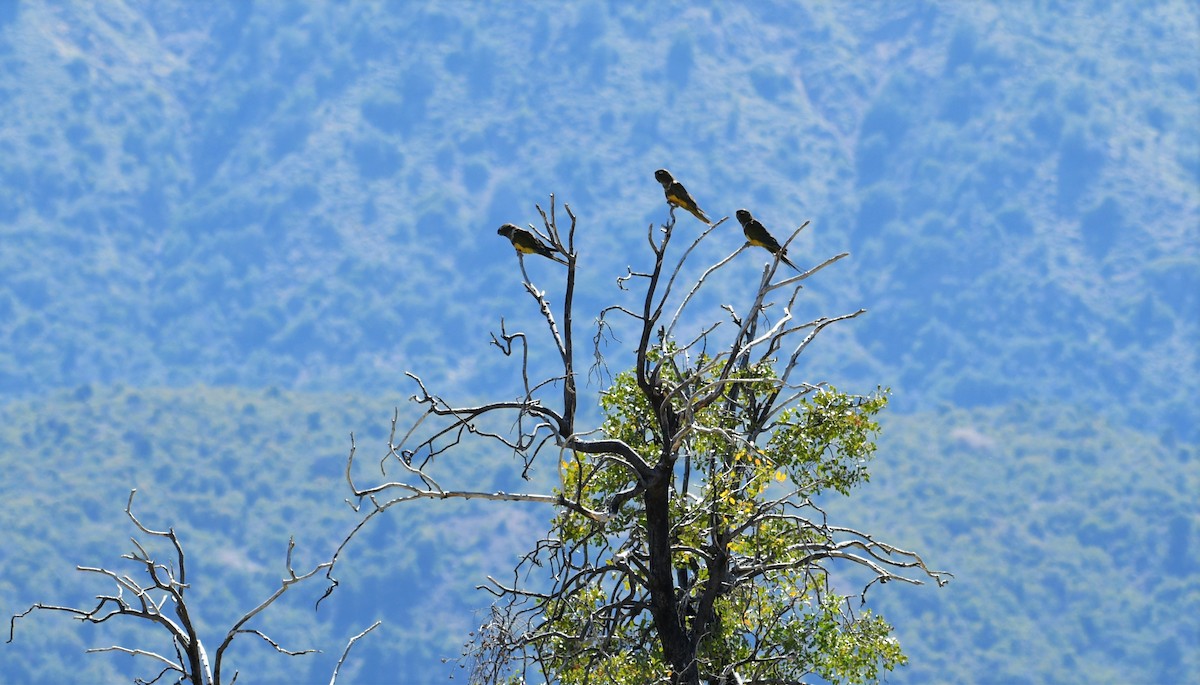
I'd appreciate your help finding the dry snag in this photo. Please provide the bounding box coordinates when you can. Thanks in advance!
[8,489,376,685]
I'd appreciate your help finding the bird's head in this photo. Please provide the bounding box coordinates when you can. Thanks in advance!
[654,169,673,185]
[735,209,753,225]
[497,224,517,237]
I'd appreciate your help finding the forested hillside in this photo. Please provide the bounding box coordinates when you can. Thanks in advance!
[0,1,1196,683]
[1,2,1195,434]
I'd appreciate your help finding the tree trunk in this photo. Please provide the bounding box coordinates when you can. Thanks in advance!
[643,469,698,684]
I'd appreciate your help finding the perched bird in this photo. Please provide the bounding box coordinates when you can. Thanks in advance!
[736,209,799,272]
[654,169,711,224]
[497,223,566,264]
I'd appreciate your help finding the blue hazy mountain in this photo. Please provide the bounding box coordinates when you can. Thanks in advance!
[0,1,1196,683]
[1,2,1195,433]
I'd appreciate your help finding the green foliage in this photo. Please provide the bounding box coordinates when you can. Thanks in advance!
[770,388,888,497]
[545,362,905,684]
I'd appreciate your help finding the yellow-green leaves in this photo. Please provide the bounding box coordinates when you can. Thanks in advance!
[769,387,889,496]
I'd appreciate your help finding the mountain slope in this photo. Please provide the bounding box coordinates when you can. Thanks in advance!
[0,2,1194,437]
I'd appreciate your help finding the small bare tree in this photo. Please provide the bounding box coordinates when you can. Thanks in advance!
[334,196,948,684]
[8,489,378,685]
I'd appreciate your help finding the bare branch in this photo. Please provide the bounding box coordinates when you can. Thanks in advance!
[329,621,382,685]
[351,478,611,522]
[212,537,335,684]
[237,628,320,656]
[12,488,344,685]
[662,243,744,344]
[86,645,181,670]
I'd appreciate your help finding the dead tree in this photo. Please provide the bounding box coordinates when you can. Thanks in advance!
[334,196,949,684]
[8,489,378,685]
